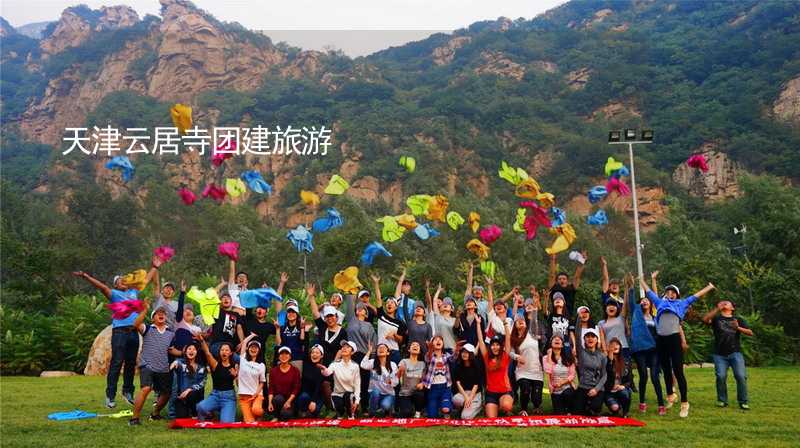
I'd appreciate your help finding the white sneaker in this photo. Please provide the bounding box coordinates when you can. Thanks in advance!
[414,411,421,418]
[665,393,678,409]
[679,402,690,418]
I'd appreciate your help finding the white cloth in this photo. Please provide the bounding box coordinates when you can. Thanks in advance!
[511,333,544,381]
[226,283,244,310]
[237,359,265,396]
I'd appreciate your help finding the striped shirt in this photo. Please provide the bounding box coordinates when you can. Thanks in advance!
[139,324,174,373]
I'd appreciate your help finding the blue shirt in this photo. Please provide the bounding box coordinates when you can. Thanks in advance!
[110,289,140,328]
[645,290,698,325]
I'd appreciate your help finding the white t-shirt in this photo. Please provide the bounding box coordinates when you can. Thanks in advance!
[227,283,245,310]
[237,358,266,396]
[512,333,544,381]
[322,359,362,403]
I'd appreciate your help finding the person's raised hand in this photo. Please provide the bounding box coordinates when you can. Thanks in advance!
[370,272,381,284]
[71,271,86,278]
[280,272,289,283]
[180,279,187,292]
[306,283,316,297]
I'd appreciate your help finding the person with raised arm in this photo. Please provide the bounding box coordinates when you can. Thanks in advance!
[547,251,587,318]
[422,335,455,418]
[72,256,161,408]
[641,273,715,418]
[359,342,400,417]
[476,315,514,417]
[600,256,624,307]
[427,281,458,354]
[463,262,489,321]
[128,299,174,425]
[394,267,417,323]
[196,334,238,423]
[344,278,378,413]
[703,299,753,410]
[374,279,407,365]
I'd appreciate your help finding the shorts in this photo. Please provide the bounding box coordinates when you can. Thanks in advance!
[485,391,512,405]
[140,367,172,394]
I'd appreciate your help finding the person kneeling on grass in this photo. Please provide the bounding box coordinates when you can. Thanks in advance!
[359,342,399,417]
[574,328,607,416]
[238,334,266,423]
[268,346,301,421]
[703,300,753,410]
[129,302,174,426]
[170,342,206,419]
[322,340,362,419]
[196,336,238,423]
[604,338,633,417]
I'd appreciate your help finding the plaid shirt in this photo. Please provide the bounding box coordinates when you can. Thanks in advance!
[421,351,454,388]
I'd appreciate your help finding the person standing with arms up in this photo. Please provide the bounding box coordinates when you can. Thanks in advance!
[703,299,753,410]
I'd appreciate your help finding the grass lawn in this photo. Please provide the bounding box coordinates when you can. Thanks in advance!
[1,367,798,447]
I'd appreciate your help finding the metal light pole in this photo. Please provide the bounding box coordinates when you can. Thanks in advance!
[609,129,653,297]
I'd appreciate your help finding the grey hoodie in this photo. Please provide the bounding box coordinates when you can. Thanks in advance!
[577,344,607,392]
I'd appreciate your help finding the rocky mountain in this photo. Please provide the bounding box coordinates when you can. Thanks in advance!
[2,0,800,231]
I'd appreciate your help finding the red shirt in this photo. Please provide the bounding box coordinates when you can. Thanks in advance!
[482,351,511,393]
[268,364,301,397]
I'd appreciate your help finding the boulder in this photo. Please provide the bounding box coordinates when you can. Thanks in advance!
[672,144,741,201]
[84,325,142,376]
[40,371,78,377]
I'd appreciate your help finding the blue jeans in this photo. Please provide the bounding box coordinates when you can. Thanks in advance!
[369,390,395,416]
[297,392,323,417]
[107,328,140,400]
[713,352,748,405]
[426,383,452,418]
[197,389,237,423]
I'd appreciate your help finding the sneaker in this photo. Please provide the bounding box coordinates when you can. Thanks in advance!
[639,403,647,413]
[658,406,667,416]
[413,411,421,418]
[679,402,690,418]
[739,403,750,411]
[717,401,728,408]
[148,414,163,421]
[532,407,543,415]
[128,418,140,426]
[519,410,528,417]
[106,397,116,409]
[665,393,678,409]
[123,392,135,406]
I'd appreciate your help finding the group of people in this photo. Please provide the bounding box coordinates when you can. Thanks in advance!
[72,251,753,426]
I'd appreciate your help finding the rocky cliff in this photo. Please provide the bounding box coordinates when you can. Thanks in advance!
[672,143,742,201]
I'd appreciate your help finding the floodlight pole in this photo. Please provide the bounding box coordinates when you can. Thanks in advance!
[609,139,651,297]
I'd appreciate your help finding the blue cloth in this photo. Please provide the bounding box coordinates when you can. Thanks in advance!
[628,289,656,353]
[396,295,416,323]
[645,290,698,324]
[360,241,392,266]
[197,389,237,423]
[587,210,608,226]
[413,223,440,241]
[550,207,567,227]
[287,225,314,253]
[240,171,272,194]
[588,186,608,204]
[311,208,343,233]
[238,288,283,309]
[47,410,97,421]
[105,156,134,182]
[713,352,748,404]
[110,289,140,328]
[611,166,630,179]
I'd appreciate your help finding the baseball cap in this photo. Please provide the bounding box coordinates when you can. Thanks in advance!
[583,328,599,339]
[357,290,370,299]
[664,285,681,296]
[247,339,262,349]
[340,340,357,352]
[461,343,476,354]
[355,302,368,312]
[552,292,565,302]
[577,305,590,314]
[277,346,292,355]
[150,305,168,319]
[322,305,338,317]
[441,297,454,307]
[310,343,325,355]
[287,305,300,314]
[162,282,176,290]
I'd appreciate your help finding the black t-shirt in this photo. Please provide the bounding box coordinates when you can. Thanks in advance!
[550,284,577,318]
[314,317,346,365]
[211,361,236,391]
[211,310,240,346]
[243,315,277,346]
[452,361,484,392]
[712,315,748,356]
[301,357,326,398]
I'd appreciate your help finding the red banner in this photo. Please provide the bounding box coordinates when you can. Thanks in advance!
[171,415,645,430]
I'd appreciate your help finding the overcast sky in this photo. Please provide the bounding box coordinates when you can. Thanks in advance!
[1,0,565,56]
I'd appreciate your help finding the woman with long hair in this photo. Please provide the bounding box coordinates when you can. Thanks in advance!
[397,341,427,418]
[604,337,633,417]
[237,333,266,422]
[196,335,238,423]
[476,316,514,417]
[298,344,328,418]
[510,315,544,415]
[542,334,576,414]
[359,342,400,417]
[170,342,207,418]
[624,273,665,415]
[422,335,455,418]
[451,343,483,420]
[641,273,715,418]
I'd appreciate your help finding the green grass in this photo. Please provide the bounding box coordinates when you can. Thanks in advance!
[1,367,798,447]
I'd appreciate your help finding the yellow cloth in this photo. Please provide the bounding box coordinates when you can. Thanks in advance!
[170,104,193,135]
[536,192,555,209]
[480,260,496,279]
[395,214,418,230]
[225,178,247,198]
[399,156,416,173]
[376,216,406,242]
[334,266,362,294]
[512,208,526,233]
[186,287,221,325]
[121,269,147,291]
[498,161,529,185]
[468,212,480,233]
[300,190,320,207]
[406,195,432,216]
[324,175,349,195]
[446,211,465,230]
[515,178,541,199]
[466,239,490,260]
[545,224,577,255]
[605,157,624,177]
[425,195,448,222]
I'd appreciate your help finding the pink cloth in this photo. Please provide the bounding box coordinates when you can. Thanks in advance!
[154,246,175,263]
[218,242,240,261]
[605,177,631,196]
[202,183,227,202]
[178,188,197,205]
[106,300,145,320]
[686,154,709,172]
[478,225,502,245]
[211,139,237,167]
[519,201,552,240]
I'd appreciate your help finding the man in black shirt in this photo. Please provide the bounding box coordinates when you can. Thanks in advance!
[703,300,754,410]
[238,304,278,364]
[547,252,587,319]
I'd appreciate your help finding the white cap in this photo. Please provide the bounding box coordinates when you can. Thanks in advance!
[287,305,300,314]
[577,305,590,314]
[461,343,476,354]
[340,340,357,352]
[310,343,324,356]
[357,290,370,299]
[277,346,292,355]
[583,327,599,339]
[322,305,338,317]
